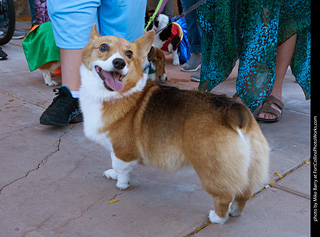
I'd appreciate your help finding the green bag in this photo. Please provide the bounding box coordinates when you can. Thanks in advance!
[22,22,60,72]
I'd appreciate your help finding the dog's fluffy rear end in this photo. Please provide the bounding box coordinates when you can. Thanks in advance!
[141,88,268,186]
[133,86,269,224]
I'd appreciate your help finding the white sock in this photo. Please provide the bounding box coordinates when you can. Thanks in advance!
[71,91,79,99]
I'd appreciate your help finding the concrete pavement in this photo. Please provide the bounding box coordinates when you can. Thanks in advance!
[0,22,311,237]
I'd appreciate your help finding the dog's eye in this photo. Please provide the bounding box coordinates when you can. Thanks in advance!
[125,50,133,59]
[99,44,109,52]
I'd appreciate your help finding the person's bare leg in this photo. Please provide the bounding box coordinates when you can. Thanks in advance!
[60,48,83,91]
[257,34,297,120]
[39,48,83,126]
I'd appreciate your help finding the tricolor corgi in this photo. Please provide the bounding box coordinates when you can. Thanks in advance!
[79,24,270,225]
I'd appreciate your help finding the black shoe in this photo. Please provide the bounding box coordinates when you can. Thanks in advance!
[40,87,83,126]
[0,47,8,60]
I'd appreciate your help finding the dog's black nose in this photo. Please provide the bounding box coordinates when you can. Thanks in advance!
[113,58,126,70]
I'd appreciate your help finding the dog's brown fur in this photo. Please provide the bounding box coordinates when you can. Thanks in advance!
[80,25,270,224]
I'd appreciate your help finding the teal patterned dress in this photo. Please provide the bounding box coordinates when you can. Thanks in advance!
[197,0,311,111]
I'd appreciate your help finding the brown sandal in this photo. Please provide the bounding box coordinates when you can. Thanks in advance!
[256,95,284,123]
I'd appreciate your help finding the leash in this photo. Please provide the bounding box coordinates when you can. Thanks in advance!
[145,0,207,33]
[173,0,207,23]
[145,0,165,32]
[156,0,169,17]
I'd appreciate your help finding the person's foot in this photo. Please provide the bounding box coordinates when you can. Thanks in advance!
[190,70,201,82]
[256,95,284,123]
[40,86,83,126]
[181,53,201,72]
[0,47,8,60]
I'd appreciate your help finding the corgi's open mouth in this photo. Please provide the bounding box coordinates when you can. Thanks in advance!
[95,66,125,91]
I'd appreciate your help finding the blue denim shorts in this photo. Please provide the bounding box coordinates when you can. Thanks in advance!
[47,0,146,49]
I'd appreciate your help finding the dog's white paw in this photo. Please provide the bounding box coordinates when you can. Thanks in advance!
[46,80,58,87]
[228,202,243,217]
[103,169,118,180]
[172,60,180,66]
[116,180,130,190]
[103,169,130,190]
[209,210,229,225]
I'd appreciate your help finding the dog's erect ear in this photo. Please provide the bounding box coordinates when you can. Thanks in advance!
[89,24,101,42]
[148,46,156,60]
[133,31,155,61]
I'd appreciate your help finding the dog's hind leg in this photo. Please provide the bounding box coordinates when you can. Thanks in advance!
[208,194,233,225]
[196,169,233,224]
[229,188,252,217]
[104,152,137,190]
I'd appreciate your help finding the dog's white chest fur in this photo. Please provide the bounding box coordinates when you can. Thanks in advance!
[80,94,112,150]
[79,65,112,150]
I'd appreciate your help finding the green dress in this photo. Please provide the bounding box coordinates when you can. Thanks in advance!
[197,0,311,111]
[22,22,60,72]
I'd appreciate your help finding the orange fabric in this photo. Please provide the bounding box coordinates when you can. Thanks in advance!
[52,67,61,76]
[25,24,40,37]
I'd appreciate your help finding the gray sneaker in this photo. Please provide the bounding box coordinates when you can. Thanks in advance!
[190,70,201,82]
[181,53,201,72]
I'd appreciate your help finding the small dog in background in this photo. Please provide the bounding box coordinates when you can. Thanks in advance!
[22,22,62,87]
[145,10,182,66]
[147,46,167,81]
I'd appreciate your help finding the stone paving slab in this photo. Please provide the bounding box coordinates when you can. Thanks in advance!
[0,125,65,189]
[0,93,43,134]
[0,68,61,108]
[273,163,310,199]
[0,123,213,237]
[261,109,310,181]
[0,43,30,73]
[195,187,310,237]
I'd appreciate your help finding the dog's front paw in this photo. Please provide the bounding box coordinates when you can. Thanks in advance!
[209,210,229,225]
[116,180,130,190]
[46,80,59,87]
[172,60,180,66]
[103,169,118,180]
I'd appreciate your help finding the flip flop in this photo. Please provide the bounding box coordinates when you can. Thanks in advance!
[256,95,284,123]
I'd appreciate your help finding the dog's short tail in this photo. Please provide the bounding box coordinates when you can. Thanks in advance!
[224,103,253,132]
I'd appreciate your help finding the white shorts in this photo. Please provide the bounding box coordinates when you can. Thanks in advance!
[47,0,147,49]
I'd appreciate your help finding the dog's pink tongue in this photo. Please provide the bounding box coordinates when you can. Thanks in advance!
[100,70,124,91]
